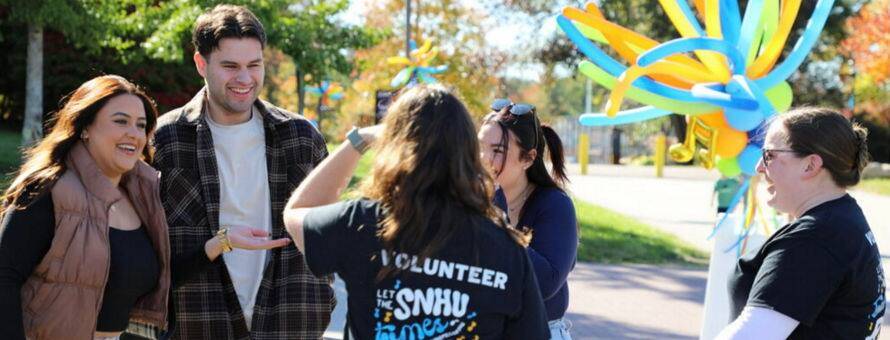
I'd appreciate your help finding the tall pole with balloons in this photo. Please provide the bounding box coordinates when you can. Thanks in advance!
[557,1,837,336]
[558,0,835,251]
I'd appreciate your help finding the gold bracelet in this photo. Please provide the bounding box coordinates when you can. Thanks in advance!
[216,227,233,253]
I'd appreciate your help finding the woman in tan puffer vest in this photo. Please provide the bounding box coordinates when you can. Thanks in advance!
[0,75,170,340]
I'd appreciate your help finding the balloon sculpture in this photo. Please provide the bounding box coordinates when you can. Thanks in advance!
[387,39,449,88]
[558,0,836,253]
[305,81,345,109]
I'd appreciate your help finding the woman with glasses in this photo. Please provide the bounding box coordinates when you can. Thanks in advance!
[718,107,883,339]
[282,85,550,339]
[478,99,578,339]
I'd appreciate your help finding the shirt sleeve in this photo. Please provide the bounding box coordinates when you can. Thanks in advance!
[716,306,799,340]
[302,200,362,277]
[170,243,217,288]
[525,192,579,299]
[0,192,55,340]
[746,236,845,325]
[503,250,550,339]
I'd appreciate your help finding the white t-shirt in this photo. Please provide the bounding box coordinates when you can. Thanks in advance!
[206,111,271,329]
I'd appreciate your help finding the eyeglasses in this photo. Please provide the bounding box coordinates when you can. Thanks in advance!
[761,148,798,167]
[490,99,538,147]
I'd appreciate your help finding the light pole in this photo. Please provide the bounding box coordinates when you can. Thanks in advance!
[406,0,412,57]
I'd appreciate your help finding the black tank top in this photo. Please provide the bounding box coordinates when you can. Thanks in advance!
[95,226,160,332]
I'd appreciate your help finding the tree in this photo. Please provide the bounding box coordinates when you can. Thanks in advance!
[0,0,133,147]
[840,0,890,162]
[840,0,890,124]
[338,0,508,134]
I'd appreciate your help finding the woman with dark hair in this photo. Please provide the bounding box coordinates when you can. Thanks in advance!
[478,99,578,339]
[282,84,549,339]
[718,107,884,339]
[0,75,169,340]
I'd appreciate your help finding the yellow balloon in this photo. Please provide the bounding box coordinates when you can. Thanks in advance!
[387,57,411,65]
[747,0,802,78]
[656,0,731,81]
[563,6,713,76]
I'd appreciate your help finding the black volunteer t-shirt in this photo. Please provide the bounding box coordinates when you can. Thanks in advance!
[728,194,885,339]
[302,199,549,340]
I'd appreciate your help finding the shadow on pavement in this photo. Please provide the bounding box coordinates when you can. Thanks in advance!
[566,312,696,340]
[571,263,707,305]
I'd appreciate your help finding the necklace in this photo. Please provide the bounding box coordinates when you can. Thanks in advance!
[508,184,534,213]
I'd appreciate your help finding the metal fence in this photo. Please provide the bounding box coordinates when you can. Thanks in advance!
[548,116,654,164]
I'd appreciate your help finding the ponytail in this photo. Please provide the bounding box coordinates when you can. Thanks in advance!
[525,124,569,190]
[540,125,568,188]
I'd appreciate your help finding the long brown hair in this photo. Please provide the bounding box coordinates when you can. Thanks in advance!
[1,75,158,215]
[361,85,530,277]
[484,106,569,190]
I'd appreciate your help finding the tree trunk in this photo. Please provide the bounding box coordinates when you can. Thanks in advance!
[296,69,305,116]
[316,97,323,131]
[22,23,44,147]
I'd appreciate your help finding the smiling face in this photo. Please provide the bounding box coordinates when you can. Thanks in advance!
[478,122,533,189]
[195,37,264,124]
[756,122,807,213]
[82,94,148,181]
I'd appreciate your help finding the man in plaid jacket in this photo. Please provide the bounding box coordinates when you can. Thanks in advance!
[152,5,334,339]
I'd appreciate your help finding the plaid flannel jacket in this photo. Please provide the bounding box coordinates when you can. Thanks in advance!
[152,89,334,339]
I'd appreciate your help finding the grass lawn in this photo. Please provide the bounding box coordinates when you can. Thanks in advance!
[856,178,890,196]
[0,129,22,191]
[574,198,709,266]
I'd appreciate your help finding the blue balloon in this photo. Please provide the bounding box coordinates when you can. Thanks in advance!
[720,0,742,47]
[579,106,672,126]
[738,144,762,176]
[638,37,747,75]
[724,107,764,132]
[736,0,764,60]
[556,15,701,103]
[754,0,836,88]
[690,83,759,111]
[671,0,706,36]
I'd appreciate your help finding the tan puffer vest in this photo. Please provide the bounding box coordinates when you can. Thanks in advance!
[20,142,170,339]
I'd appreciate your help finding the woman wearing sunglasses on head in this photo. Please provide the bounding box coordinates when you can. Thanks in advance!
[282,85,550,339]
[478,99,578,340]
[717,107,884,339]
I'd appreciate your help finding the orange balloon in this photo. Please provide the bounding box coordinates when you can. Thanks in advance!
[715,126,747,157]
[697,111,729,128]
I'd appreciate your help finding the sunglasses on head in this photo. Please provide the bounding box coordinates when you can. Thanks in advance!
[489,98,539,148]
[490,99,535,117]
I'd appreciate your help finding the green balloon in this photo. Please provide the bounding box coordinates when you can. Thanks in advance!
[575,22,608,44]
[716,156,742,177]
[578,61,720,115]
[765,81,792,113]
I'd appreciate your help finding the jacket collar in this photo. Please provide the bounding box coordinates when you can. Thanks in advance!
[179,87,291,126]
[67,141,159,204]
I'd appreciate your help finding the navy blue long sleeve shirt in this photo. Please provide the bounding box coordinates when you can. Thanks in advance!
[504,186,578,321]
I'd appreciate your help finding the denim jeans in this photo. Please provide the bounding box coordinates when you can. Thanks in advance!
[548,318,572,340]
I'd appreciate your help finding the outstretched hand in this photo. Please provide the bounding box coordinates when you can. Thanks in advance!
[227,226,291,250]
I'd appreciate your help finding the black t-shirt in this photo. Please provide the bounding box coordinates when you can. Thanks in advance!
[728,194,885,339]
[302,199,549,340]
